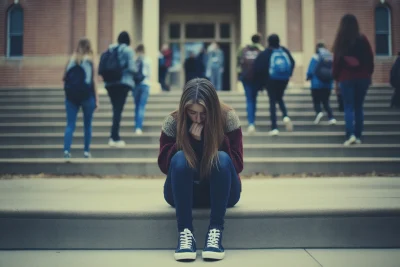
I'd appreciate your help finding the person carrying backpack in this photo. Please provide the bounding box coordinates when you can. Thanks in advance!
[98,31,135,147]
[306,43,337,125]
[62,37,99,159]
[132,44,151,135]
[237,33,264,133]
[390,52,400,108]
[254,34,295,136]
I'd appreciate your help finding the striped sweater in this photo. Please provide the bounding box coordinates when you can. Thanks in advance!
[157,109,244,180]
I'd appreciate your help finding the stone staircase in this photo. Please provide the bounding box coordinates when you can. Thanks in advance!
[0,87,399,176]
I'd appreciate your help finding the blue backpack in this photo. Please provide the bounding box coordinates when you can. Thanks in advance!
[269,48,292,80]
[64,63,92,105]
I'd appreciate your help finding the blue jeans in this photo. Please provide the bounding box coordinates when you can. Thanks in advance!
[266,80,289,130]
[339,79,370,139]
[210,67,223,91]
[64,96,96,153]
[133,83,150,130]
[163,151,241,232]
[242,79,259,125]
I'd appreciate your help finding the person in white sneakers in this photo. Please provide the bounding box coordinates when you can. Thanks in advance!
[158,78,243,262]
[253,34,295,136]
[306,42,337,126]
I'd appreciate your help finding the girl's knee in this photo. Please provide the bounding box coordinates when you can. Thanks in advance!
[170,151,188,171]
[217,151,232,169]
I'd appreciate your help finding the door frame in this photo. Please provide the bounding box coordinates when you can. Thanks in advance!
[162,14,237,91]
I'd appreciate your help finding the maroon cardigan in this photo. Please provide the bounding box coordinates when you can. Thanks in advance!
[332,34,374,82]
[157,110,244,180]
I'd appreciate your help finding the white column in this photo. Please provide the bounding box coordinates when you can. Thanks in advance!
[143,0,161,93]
[266,0,288,46]
[240,0,257,47]
[302,0,316,86]
[112,0,134,43]
[86,0,98,55]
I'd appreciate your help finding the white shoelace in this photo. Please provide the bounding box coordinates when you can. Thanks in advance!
[179,228,194,250]
[206,229,221,248]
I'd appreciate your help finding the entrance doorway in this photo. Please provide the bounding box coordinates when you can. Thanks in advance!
[162,17,236,91]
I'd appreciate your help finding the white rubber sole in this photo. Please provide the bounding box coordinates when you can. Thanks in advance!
[202,251,225,260]
[174,251,197,261]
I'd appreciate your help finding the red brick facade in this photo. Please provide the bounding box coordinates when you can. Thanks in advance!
[0,0,399,88]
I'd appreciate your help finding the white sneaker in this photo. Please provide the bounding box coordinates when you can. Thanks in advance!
[314,112,324,124]
[355,139,362,144]
[247,124,256,134]
[344,135,357,146]
[283,116,293,132]
[268,129,280,136]
[108,138,126,147]
[328,118,337,125]
[135,129,143,135]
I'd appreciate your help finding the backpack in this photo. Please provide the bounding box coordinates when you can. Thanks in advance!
[133,58,145,84]
[269,48,292,80]
[314,53,333,83]
[240,45,262,81]
[98,45,123,83]
[64,63,92,105]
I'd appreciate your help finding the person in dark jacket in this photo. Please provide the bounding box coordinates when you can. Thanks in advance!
[253,34,295,136]
[332,14,374,146]
[390,52,400,108]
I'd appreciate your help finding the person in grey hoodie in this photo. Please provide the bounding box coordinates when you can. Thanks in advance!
[104,31,136,147]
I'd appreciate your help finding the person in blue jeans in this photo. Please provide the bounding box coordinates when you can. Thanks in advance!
[237,33,264,133]
[132,44,151,135]
[306,43,337,125]
[158,78,243,261]
[62,37,99,159]
[332,14,374,146]
[206,42,224,91]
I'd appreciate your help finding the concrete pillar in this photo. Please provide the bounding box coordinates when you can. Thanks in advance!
[240,0,257,47]
[143,0,161,93]
[86,0,98,55]
[266,0,288,46]
[112,0,134,44]
[302,0,315,86]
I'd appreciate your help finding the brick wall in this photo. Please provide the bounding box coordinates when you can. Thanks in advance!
[98,0,113,53]
[287,0,303,52]
[315,0,400,85]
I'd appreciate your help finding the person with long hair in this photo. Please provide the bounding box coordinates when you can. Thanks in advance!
[158,78,243,261]
[63,37,99,159]
[332,14,374,146]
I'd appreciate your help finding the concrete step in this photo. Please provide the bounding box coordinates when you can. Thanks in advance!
[1,178,399,249]
[1,111,398,123]
[1,249,400,267]
[1,132,399,145]
[0,121,398,133]
[0,157,399,176]
[0,103,393,114]
[2,144,399,158]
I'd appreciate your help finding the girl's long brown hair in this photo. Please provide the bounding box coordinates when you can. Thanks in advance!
[332,14,361,59]
[175,78,231,179]
[73,37,93,64]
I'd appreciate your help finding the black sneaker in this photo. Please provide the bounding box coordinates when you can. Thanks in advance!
[202,228,225,260]
[174,228,197,261]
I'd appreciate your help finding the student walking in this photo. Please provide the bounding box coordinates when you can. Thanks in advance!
[158,78,243,261]
[332,14,374,146]
[132,44,151,135]
[306,43,337,125]
[237,33,264,133]
[63,37,99,159]
[390,52,400,108]
[254,34,295,136]
[98,31,135,147]
[206,42,224,91]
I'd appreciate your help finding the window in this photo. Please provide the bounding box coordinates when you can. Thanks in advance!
[7,5,24,57]
[185,24,215,39]
[169,23,180,39]
[220,23,231,39]
[375,5,391,56]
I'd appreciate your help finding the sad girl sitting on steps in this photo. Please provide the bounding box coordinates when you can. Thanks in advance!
[158,78,243,262]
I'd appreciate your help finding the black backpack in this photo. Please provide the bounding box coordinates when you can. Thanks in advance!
[240,45,262,81]
[133,58,145,84]
[98,46,123,83]
[314,53,333,83]
[64,63,92,105]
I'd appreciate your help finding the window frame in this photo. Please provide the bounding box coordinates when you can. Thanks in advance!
[375,5,392,57]
[7,4,24,58]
